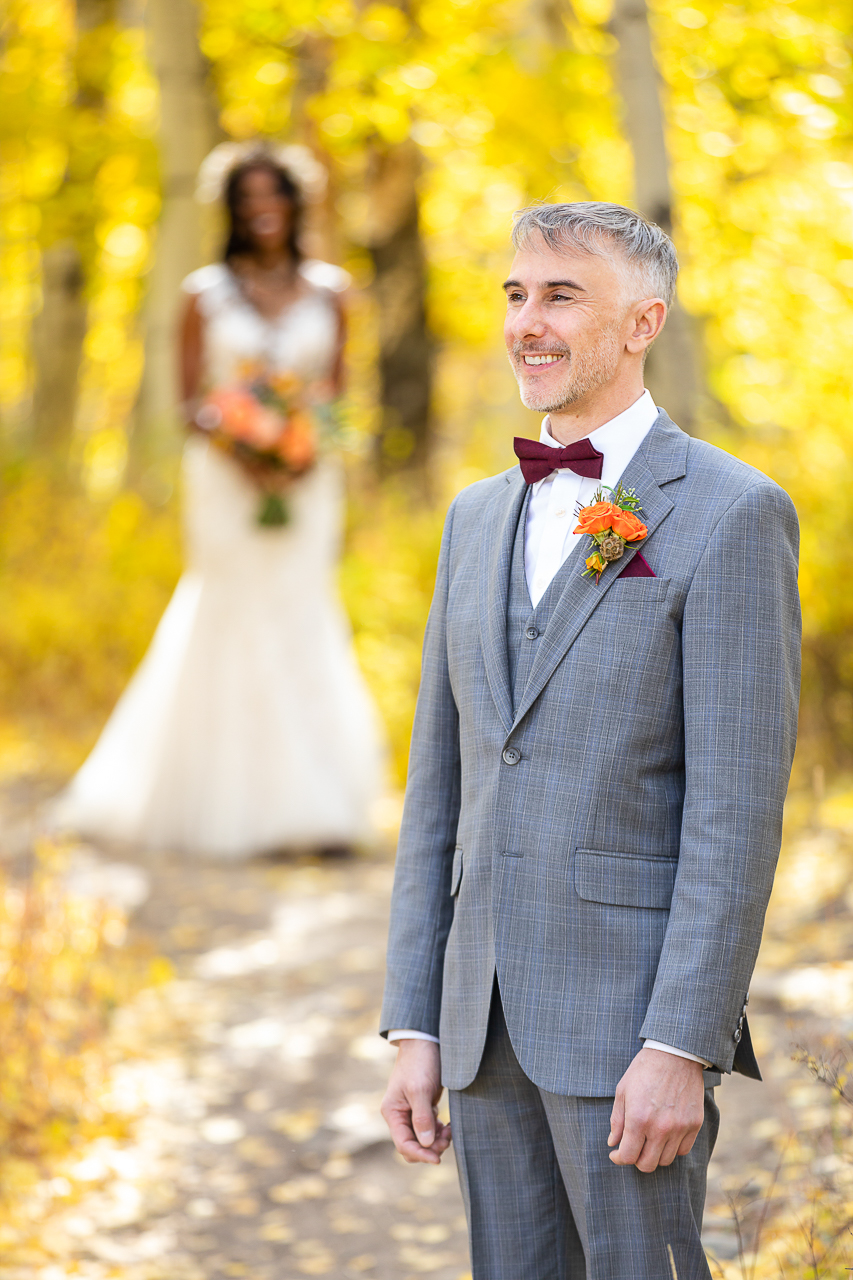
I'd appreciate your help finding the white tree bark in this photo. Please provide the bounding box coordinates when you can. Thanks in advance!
[135,0,218,457]
[610,0,699,431]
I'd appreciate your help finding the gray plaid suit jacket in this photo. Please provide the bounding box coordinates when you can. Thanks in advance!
[380,410,800,1095]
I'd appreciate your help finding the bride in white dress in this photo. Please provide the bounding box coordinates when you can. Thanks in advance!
[55,145,384,858]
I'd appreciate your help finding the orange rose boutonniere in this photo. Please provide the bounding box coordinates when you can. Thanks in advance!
[574,483,648,583]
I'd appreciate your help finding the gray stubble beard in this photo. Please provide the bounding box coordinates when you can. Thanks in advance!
[511,329,622,414]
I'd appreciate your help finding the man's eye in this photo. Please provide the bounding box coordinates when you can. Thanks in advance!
[507,292,525,303]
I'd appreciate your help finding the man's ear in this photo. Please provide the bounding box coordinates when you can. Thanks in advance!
[626,299,667,354]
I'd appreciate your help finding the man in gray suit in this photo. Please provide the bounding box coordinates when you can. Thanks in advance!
[379,202,800,1278]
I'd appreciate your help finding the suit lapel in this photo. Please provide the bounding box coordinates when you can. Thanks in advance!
[510,413,688,733]
[478,468,528,733]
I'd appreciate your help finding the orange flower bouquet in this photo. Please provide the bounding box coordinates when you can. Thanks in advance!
[195,368,320,526]
[574,483,648,582]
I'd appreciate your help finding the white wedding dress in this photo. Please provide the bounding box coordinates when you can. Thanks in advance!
[55,261,384,858]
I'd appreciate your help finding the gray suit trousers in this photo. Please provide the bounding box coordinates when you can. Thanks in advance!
[450,987,718,1280]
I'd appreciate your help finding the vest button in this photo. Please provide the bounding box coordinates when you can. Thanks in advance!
[525,626,539,640]
[502,746,521,766]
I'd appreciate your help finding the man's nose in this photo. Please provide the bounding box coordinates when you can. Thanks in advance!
[509,299,547,341]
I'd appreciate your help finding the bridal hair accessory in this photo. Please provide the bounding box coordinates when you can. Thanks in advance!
[574,483,648,582]
[195,141,328,205]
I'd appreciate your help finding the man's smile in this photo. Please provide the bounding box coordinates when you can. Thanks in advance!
[523,354,565,366]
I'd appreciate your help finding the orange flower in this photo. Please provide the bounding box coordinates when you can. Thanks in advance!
[276,412,316,471]
[205,389,258,439]
[609,508,647,542]
[584,551,606,578]
[574,500,647,542]
[573,501,619,537]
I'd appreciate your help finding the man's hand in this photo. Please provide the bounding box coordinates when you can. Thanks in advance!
[608,1047,705,1173]
[381,1039,452,1165]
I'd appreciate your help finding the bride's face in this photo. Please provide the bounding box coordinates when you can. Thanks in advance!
[235,168,293,254]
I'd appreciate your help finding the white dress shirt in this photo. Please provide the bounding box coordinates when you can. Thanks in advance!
[391,390,712,1070]
[524,389,658,605]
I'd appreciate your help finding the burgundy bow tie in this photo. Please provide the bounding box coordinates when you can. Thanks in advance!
[513,436,604,485]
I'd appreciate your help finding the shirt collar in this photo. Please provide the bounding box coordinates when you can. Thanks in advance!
[539,389,658,455]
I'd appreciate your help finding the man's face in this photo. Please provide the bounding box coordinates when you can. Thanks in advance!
[503,235,633,414]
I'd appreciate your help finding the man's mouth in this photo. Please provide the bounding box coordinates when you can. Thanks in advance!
[522,354,565,366]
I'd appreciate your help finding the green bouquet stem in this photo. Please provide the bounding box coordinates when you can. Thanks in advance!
[257,491,290,527]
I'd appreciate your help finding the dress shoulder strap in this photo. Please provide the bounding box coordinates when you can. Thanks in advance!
[298,259,352,294]
[180,263,235,318]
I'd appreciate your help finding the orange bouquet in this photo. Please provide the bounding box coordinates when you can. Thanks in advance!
[574,483,648,582]
[195,368,319,526]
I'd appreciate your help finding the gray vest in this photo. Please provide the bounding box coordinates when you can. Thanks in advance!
[506,492,577,713]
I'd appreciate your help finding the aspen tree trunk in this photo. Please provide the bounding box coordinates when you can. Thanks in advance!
[133,0,218,465]
[31,243,87,453]
[610,0,699,432]
[364,140,433,476]
[29,0,112,455]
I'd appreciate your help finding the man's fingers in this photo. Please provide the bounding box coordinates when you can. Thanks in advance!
[656,1134,685,1168]
[608,1092,626,1148]
[635,1127,670,1172]
[611,1120,701,1171]
[677,1126,700,1157]
[383,1104,440,1164]
[609,1122,645,1167]
[410,1094,437,1146]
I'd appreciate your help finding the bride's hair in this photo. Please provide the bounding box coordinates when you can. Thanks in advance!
[223,159,304,264]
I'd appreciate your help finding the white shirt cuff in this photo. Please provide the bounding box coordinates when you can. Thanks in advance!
[643,1039,712,1069]
[388,1029,440,1045]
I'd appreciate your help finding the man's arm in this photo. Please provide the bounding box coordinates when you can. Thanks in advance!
[640,479,801,1064]
[610,480,800,1171]
[380,500,465,1164]
[380,496,463,1040]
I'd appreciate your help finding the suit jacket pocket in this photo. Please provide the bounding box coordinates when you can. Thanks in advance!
[450,845,463,897]
[574,850,677,909]
[610,578,670,601]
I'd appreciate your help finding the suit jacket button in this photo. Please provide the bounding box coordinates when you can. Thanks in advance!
[502,747,521,766]
[733,1028,742,1044]
[525,626,539,639]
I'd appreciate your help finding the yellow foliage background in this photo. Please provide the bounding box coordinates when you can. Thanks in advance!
[2,0,853,783]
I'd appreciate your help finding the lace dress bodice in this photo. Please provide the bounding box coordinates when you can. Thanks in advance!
[181,259,349,389]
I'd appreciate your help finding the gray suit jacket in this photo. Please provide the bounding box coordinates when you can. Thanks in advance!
[380,411,800,1095]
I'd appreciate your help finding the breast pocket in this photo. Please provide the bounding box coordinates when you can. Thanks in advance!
[574,850,677,909]
[610,578,671,603]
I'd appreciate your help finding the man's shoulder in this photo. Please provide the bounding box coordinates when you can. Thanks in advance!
[449,467,520,517]
[680,435,795,518]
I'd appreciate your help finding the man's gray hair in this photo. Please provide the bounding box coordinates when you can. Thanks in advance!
[511,202,678,307]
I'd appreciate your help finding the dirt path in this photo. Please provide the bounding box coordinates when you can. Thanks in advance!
[4,781,847,1279]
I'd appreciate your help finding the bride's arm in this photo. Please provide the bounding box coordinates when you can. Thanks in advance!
[179,294,204,430]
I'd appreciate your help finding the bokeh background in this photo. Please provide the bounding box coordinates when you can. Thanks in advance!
[4,0,853,785]
[3,1,853,1277]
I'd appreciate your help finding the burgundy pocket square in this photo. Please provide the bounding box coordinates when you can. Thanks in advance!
[618,551,656,579]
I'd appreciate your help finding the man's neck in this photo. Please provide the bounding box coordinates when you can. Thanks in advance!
[545,381,647,445]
